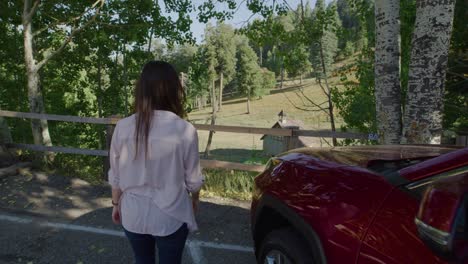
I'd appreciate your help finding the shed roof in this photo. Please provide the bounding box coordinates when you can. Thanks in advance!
[261,119,304,140]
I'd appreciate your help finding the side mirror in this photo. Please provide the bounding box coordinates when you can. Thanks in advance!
[415,184,468,261]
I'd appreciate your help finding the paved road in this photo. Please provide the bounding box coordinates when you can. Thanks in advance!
[0,172,257,264]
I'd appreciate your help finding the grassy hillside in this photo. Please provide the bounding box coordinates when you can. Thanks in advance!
[189,76,345,164]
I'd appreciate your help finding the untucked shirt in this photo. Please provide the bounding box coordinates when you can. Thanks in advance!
[108,110,204,233]
[121,189,183,236]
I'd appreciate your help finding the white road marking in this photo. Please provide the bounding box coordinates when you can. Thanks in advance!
[193,241,253,252]
[187,241,207,264]
[0,213,254,255]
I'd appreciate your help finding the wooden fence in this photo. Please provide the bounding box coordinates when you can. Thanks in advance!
[0,110,376,173]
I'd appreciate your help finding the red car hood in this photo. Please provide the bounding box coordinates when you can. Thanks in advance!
[282,145,460,167]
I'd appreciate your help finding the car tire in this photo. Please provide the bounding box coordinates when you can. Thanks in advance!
[258,228,315,264]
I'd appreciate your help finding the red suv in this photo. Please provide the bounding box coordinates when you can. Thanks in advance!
[251,145,468,264]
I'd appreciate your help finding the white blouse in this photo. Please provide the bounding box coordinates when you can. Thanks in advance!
[108,110,204,234]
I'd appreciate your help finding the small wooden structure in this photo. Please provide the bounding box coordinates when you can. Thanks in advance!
[261,111,305,156]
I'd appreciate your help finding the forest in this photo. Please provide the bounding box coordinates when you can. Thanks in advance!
[0,0,466,191]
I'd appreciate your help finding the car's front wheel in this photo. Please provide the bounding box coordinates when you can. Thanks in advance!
[258,228,314,264]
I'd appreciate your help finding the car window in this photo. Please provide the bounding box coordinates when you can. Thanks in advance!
[367,158,431,177]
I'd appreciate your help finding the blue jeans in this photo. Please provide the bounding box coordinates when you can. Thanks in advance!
[124,223,188,264]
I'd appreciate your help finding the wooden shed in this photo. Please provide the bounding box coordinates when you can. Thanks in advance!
[261,118,304,156]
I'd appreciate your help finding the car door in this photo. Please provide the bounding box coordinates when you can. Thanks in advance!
[357,150,468,264]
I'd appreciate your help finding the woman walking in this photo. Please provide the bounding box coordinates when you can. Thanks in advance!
[108,61,203,264]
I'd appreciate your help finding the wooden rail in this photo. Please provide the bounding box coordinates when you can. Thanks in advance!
[0,110,120,125]
[195,124,292,136]
[0,110,376,173]
[5,143,265,172]
[0,110,373,139]
[293,130,373,140]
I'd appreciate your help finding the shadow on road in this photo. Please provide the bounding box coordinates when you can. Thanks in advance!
[0,171,255,263]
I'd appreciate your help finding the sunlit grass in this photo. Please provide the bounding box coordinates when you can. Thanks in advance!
[201,168,259,200]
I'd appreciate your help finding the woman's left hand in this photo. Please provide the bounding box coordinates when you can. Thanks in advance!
[112,205,121,225]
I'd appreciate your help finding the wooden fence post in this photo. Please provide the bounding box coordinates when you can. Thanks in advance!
[0,117,13,167]
[456,133,468,147]
[104,115,118,181]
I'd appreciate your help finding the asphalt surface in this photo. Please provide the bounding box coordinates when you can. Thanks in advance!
[0,171,257,264]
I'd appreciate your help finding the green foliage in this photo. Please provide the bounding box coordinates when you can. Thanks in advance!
[332,0,377,139]
[235,40,263,98]
[197,0,237,23]
[205,23,237,82]
[343,41,355,57]
[284,45,311,78]
[336,0,362,56]
[333,48,376,134]
[0,0,238,182]
[260,68,277,92]
[444,0,468,133]
[166,44,197,74]
[246,0,289,17]
[307,1,340,79]
[186,45,213,99]
[266,50,281,76]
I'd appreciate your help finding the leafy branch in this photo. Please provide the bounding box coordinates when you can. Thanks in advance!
[35,0,105,71]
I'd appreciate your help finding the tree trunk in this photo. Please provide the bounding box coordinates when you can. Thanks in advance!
[23,1,53,150]
[147,26,154,54]
[280,57,285,89]
[247,91,251,114]
[328,96,338,146]
[259,46,263,66]
[374,0,402,144]
[97,57,103,119]
[197,96,202,111]
[402,0,456,144]
[0,117,12,145]
[204,114,216,158]
[97,55,105,150]
[319,40,337,146]
[123,46,129,116]
[218,72,224,111]
[211,79,217,113]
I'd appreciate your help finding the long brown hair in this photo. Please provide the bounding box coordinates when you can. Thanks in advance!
[134,61,186,158]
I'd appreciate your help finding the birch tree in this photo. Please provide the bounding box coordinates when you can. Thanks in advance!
[402,0,456,144]
[21,0,104,154]
[374,0,402,144]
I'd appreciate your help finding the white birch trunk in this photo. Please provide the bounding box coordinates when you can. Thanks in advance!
[22,0,53,149]
[402,0,456,144]
[374,0,402,144]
